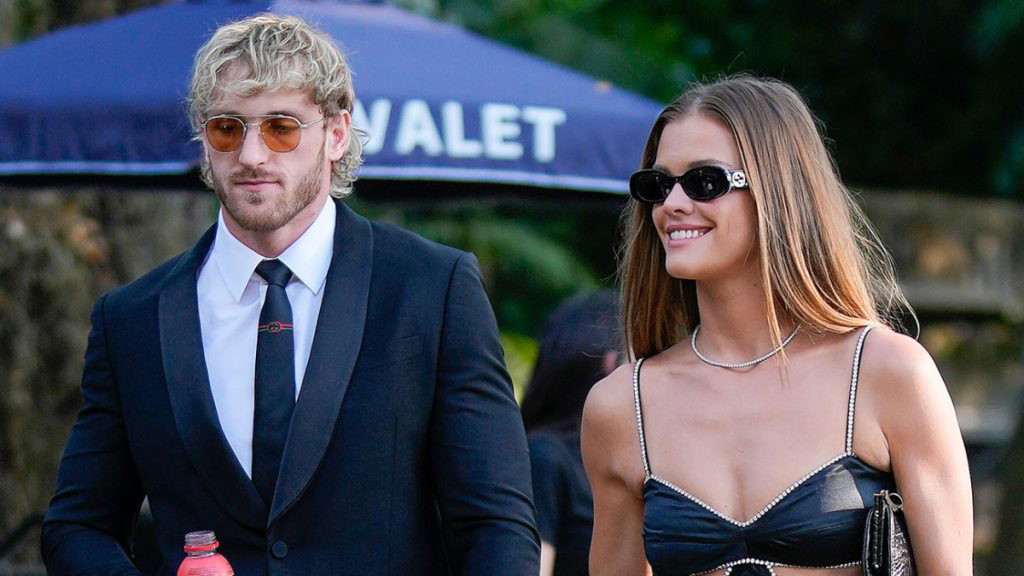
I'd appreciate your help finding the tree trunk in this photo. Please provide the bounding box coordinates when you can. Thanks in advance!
[0,187,211,561]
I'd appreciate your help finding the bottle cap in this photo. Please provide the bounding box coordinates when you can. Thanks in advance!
[183,530,219,553]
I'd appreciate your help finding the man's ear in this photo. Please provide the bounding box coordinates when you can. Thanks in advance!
[327,110,351,162]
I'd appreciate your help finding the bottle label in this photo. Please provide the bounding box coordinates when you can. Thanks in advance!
[177,555,234,576]
[183,568,234,576]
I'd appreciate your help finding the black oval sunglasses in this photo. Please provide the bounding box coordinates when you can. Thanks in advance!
[629,166,748,203]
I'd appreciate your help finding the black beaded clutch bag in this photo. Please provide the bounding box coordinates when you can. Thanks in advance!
[863,490,915,576]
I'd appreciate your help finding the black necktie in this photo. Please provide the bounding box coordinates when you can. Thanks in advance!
[252,259,295,506]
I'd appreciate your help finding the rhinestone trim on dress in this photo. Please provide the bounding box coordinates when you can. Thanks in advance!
[650,452,849,527]
[634,326,879,576]
[776,560,862,570]
[692,559,862,576]
[697,558,778,576]
[846,325,875,455]
[635,328,879,527]
[692,559,861,576]
[632,358,651,479]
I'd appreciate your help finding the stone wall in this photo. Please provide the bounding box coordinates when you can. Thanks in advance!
[860,190,1024,444]
[862,190,1024,320]
[0,188,211,556]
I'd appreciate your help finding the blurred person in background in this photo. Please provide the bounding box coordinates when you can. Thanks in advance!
[582,75,973,575]
[522,290,620,576]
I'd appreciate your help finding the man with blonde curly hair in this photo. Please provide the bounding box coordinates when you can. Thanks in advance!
[42,14,539,575]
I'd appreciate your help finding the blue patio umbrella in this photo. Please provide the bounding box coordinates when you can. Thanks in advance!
[0,0,662,194]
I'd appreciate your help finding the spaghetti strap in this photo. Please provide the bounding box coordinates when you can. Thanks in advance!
[845,325,876,455]
[632,358,651,479]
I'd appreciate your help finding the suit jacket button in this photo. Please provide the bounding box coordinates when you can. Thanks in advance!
[271,541,288,558]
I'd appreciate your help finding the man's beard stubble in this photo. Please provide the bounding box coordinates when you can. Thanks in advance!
[212,145,326,233]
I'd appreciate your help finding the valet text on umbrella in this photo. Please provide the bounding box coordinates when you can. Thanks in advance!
[354,99,567,162]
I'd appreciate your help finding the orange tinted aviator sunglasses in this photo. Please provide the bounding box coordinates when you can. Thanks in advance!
[202,114,325,153]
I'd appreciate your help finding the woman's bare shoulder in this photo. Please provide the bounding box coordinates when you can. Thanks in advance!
[858,326,942,395]
[856,325,954,437]
[582,361,648,491]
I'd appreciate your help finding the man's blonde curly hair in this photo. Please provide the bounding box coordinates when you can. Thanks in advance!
[188,14,363,197]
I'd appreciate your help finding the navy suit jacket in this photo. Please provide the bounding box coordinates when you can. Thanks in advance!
[41,201,540,575]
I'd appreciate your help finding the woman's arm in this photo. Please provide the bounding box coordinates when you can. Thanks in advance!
[581,366,652,576]
[865,329,974,575]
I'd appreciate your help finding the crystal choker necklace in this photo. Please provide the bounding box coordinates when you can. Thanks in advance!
[690,324,800,369]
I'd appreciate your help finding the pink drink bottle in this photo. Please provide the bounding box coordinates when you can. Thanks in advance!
[176,530,235,576]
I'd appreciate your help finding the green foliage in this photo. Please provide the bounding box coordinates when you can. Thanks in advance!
[2,0,171,46]
[351,197,620,336]
[500,331,539,403]
[434,0,1024,199]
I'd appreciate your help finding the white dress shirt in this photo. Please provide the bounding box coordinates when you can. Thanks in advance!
[197,199,336,477]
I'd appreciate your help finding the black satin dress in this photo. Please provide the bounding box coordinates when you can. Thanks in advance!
[634,327,895,576]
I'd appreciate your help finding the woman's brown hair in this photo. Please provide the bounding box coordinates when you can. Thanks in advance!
[619,75,911,360]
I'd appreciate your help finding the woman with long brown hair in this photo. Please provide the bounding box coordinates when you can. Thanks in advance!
[582,75,973,575]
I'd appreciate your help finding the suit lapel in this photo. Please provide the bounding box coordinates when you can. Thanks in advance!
[270,201,373,524]
[160,224,268,530]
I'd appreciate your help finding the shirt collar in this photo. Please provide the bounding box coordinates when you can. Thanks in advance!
[211,198,336,302]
